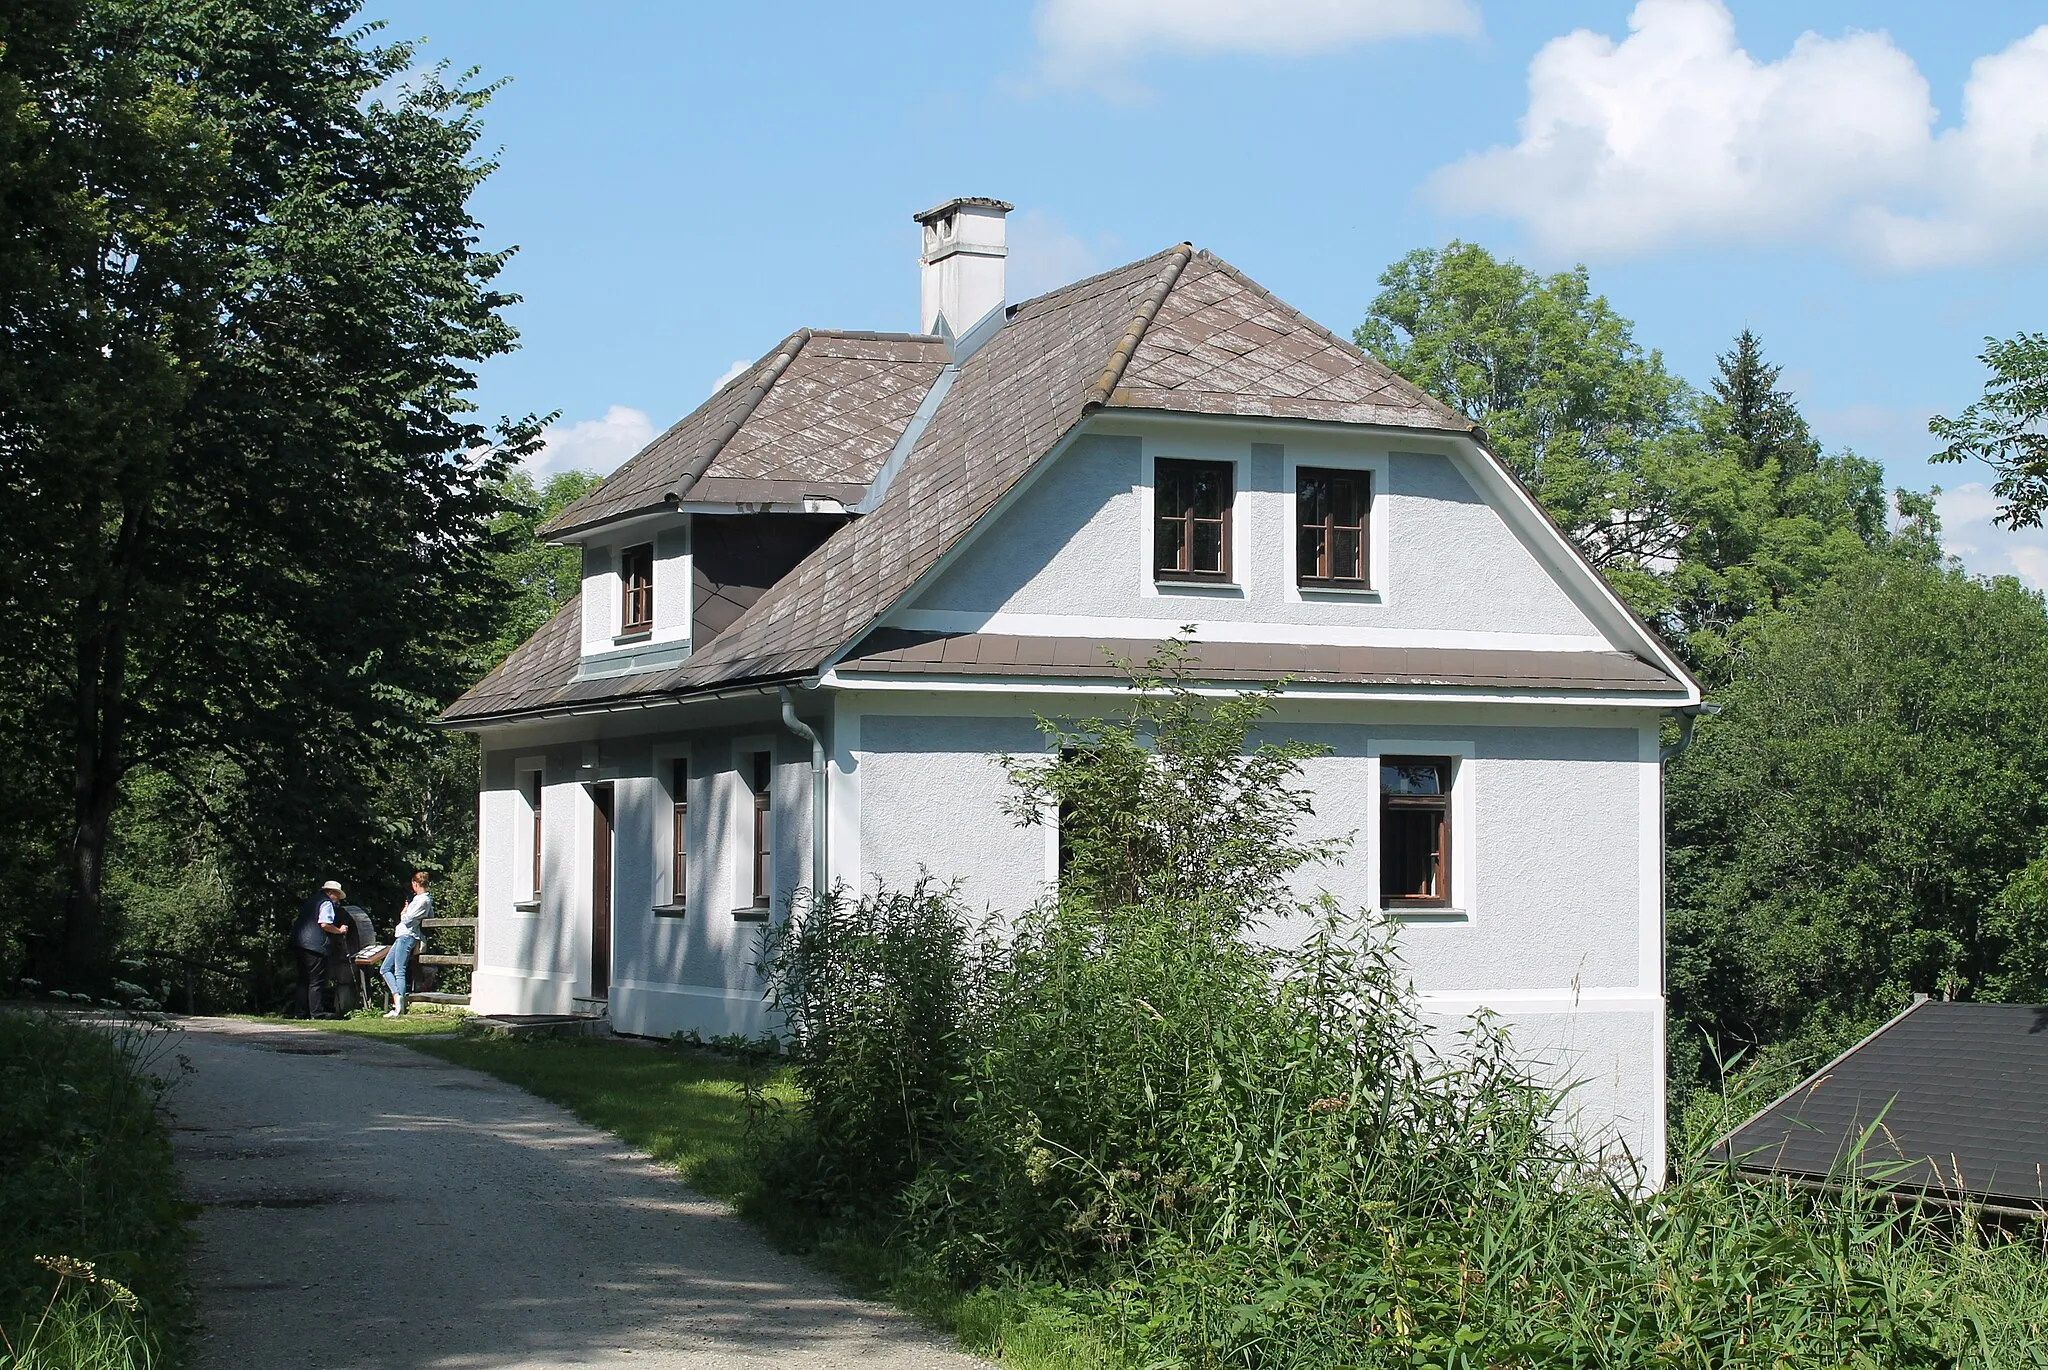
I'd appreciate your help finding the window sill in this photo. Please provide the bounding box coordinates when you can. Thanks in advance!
[730,906,772,923]
[1297,582,1380,599]
[613,629,653,645]
[651,903,687,918]
[1153,578,1242,594]
[1383,906,1469,923]
[510,899,540,914]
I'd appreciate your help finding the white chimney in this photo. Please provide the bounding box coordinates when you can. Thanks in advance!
[914,197,1012,338]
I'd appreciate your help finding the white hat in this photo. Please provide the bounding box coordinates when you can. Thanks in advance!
[321,880,345,894]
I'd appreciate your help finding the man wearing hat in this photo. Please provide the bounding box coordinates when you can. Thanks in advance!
[292,880,352,1019]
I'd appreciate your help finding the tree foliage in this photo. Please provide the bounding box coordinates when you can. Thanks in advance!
[1931,330,2048,530]
[0,0,535,983]
[1357,244,1890,677]
[1666,551,2048,1089]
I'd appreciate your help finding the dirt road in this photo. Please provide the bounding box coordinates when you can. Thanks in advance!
[163,1017,983,1369]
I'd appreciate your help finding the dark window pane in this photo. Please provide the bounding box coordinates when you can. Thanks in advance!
[1191,469,1223,519]
[1299,527,1326,580]
[1382,808,1443,901]
[1157,516,1187,573]
[1333,476,1361,528]
[1299,472,1329,524]
[1332,528,1362,580]
[1193,520,1223,573]
[1382,760,1445,795]
[752,751,771,797]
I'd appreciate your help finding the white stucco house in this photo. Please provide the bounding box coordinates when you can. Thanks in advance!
[443,198,1704,1172]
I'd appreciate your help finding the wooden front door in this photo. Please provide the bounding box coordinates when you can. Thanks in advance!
[590,783,613,998]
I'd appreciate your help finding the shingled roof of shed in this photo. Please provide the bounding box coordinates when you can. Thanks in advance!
[1719,1000,2048,1211]
[446,247,1577,726]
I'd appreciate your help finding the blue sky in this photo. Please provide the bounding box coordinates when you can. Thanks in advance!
[361,0,2048,585]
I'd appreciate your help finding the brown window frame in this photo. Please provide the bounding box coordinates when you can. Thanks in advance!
[1153,458,1234,583]
[528,772,543,900]
[619,543,654,636]
[1296,466,1371,587]
[1380,756,1452,910]
[667,758,688,912]
[749,751,772,910]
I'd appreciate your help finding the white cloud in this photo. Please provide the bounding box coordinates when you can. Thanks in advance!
[709,358,751,393]
[1936,482,2048,589]
[530,404,655,479]
[1429,1,2048,268]
[1033,0,1476,88]
[1006,209,1109,301]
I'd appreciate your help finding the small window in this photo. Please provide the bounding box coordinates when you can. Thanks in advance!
[527,772,544,899]
[669,759,688,911]
[749,751,772,909]
[1381,757,1451,909]
[620,544,654,635]
[1154,459,1233,582]
[1298,467,1370,586]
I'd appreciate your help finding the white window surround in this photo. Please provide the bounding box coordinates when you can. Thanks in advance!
[1363,738,1476,923]
[651,743,693,914]
[1136,445,1249,599]
[511,757,546,911]
[577,517,693,658]
[731,735,776,919]
[1282,448,1390,605]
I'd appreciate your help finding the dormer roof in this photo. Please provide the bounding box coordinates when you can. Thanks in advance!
[446,246,1691,727]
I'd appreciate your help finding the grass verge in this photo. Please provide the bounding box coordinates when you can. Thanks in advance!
[285,1015,1104,1367]
[0,1009,189,1369]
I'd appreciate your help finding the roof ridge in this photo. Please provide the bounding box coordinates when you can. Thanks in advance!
[667,329,811,503]
[1008,243,1189,318]
[1083,243,1194,411]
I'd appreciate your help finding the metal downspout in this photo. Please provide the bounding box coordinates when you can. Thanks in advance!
[778,687,828,899]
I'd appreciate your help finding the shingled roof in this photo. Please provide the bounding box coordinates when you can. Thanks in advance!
[446,247,1592,726]
[1719,1000,2048,1212]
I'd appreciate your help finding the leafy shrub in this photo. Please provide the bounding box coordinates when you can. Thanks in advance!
[0,1012,187,1368]
[758,641,2048,1367]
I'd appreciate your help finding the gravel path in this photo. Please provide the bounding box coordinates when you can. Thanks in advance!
[162,1017,985,1369]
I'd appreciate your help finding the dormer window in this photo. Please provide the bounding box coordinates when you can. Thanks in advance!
[619,544,654,636]
[1154,459,1233,582]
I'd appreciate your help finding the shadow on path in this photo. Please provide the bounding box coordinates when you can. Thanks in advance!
[162,1017,981,1369]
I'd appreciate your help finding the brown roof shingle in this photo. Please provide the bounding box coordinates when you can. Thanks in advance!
[445,246,1676,727]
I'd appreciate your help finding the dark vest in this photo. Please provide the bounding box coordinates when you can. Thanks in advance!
[293,897,335,954]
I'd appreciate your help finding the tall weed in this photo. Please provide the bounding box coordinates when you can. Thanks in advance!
[758,642,2048,1367]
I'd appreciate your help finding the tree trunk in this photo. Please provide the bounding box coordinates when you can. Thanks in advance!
[61,500,145,986]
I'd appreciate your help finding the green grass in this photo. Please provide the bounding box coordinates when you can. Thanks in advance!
[237,1005,473,1040]
[283,1019,1104,1368]
[0,1009,189,1370]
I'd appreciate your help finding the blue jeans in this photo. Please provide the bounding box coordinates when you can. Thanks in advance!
[380,934,420,1003]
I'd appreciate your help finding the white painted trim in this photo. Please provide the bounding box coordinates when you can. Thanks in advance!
[889,609,1611,653]
[822,671,1685,709]
[1282,446,1389,605]
[611,977,763,1001]
[1137,442,1250,601]
[731,735,777,914]
[1637,725,1662,995]
[1365,738,1476,921]
[1415,988,1663,1012]
[829,700,863,895]
[475,966,579,983]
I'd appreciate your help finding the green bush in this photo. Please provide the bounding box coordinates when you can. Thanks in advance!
[758,642,2048,1367]
[0,1012,187,1368]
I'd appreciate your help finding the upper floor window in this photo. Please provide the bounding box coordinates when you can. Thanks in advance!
[620,544,654,635]
[525,771,544,901]
[1154,459,1233,582]
[1381,757,1451,909]
[1297,467,1369,587]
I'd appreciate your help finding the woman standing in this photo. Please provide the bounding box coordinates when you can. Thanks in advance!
[382,870,432,1017]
